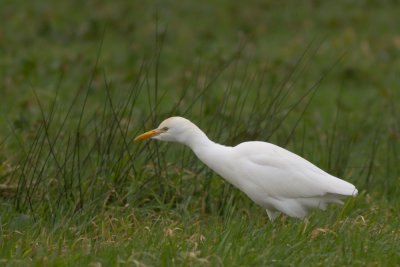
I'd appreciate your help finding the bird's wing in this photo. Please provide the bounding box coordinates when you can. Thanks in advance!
[233,142,356,199]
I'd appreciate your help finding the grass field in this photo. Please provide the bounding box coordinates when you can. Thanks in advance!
[1,0,400,266]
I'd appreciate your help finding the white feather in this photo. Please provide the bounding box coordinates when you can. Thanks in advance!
[136,117,358,220]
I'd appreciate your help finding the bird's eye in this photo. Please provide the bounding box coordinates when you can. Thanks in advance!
[161,127,169,131]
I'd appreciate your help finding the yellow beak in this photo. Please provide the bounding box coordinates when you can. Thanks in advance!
[134,129,164,141]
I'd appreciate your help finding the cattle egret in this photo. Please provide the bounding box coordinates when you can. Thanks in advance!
[135,117,357,220]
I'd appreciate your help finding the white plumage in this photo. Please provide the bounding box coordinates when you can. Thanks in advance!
[135,116,357,220]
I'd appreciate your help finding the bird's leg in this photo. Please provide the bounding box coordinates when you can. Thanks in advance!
[300,218,310,235]
[266,209,279,222]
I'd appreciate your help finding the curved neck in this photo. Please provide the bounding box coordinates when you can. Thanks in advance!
[183,127,215,153]
[183,127,239,188]
[183,127,232,168]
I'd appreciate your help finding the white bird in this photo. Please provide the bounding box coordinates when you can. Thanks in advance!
[135,117,357,220]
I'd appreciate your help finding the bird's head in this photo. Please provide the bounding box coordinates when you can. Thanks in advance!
[135,117,198,144]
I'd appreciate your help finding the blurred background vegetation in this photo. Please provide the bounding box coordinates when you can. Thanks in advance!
[0,0,399,265]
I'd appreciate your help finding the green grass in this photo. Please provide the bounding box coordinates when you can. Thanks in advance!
[1,0,400,266]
